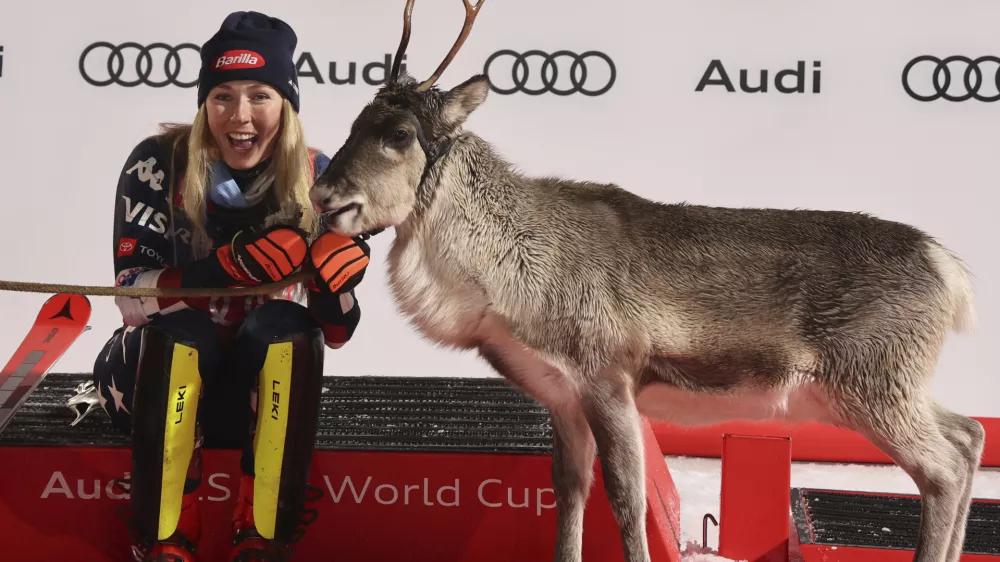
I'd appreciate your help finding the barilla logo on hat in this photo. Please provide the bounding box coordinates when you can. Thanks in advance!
[214,49,265,70]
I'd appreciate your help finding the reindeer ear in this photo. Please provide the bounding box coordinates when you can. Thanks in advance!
[440,74,490,131]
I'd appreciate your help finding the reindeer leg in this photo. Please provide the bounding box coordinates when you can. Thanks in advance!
[476,341,596,562]
[844,395,967,562]
[549,402,597,562]
[580,367,650,562]
[932,403,985,562]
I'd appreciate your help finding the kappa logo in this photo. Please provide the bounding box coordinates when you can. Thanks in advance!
[215,49,264,70]
[125,157,164,191]
[117,237,137,257]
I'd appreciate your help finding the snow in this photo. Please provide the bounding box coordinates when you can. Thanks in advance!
[681,541,745,561]
[666,454,1000,561]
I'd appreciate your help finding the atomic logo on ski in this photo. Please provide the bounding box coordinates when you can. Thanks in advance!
[49,299,75,321]
[0,293,91,433]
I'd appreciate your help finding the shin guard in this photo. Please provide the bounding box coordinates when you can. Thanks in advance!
[250,327,325,544]
[129,324,203,544]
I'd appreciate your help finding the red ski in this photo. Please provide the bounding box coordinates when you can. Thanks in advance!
[0,293,91,432]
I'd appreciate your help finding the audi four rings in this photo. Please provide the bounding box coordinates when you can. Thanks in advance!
[483,50,616,96]
[79,42,202,88]
[902,55,1000,102]
[72,42,1000,103]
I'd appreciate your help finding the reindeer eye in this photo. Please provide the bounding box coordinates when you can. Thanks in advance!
[388,128,412,149]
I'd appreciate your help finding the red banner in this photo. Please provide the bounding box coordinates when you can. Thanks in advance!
[0,420,681,561]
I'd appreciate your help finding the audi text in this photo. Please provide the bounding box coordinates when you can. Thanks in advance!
[296,53,407,86]
[696,60,822,94]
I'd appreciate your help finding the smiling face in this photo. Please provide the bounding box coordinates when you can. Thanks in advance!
[204,80,284,169]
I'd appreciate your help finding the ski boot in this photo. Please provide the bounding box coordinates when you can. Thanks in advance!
[112,477,201,562]
[228,473,324,561]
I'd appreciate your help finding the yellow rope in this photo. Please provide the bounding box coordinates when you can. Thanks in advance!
[0,270,314,298]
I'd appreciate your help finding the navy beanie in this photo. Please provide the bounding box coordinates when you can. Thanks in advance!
[197,11,300,112]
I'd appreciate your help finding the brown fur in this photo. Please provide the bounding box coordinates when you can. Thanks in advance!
[310,71,983,562]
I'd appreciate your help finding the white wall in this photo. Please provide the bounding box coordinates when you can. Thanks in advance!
[0,0,995,416]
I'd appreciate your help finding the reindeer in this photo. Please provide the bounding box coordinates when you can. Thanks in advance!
[309,1,985,561]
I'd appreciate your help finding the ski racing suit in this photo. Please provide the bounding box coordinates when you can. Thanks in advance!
[92,134,368,561]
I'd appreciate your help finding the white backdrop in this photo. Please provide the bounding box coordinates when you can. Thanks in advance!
[0,0,995,417]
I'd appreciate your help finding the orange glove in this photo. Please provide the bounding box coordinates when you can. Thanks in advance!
[159,225,308,290]
[308,232,371,294]
[224,225,309,285]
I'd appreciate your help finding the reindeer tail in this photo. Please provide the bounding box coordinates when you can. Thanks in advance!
[924,240,977,334]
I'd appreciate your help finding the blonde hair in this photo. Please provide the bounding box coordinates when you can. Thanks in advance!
[158,98,317,259]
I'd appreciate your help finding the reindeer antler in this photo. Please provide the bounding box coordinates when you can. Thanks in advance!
[416,0,488,92]
[389,0,417,83]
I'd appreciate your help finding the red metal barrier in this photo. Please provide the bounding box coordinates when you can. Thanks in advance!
[641,418,684,562]
[798,545,1000,562]
[650,418,1000,467]
[0,418,681,562]
[718,434,792,562]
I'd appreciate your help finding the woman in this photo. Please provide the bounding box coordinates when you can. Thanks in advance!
[92,11,370,562]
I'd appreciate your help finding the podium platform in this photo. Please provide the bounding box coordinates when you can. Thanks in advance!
[0,372,682,562]
[792,488,1000,562]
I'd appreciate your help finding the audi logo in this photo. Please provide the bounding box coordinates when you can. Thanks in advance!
[79,42,201,88]
[483,50,616,96]
[902,55,1000,102]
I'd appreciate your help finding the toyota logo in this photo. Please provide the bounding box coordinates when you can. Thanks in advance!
[79,42,201,88]
[902,55,1000,102]
[483,50,616,96]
